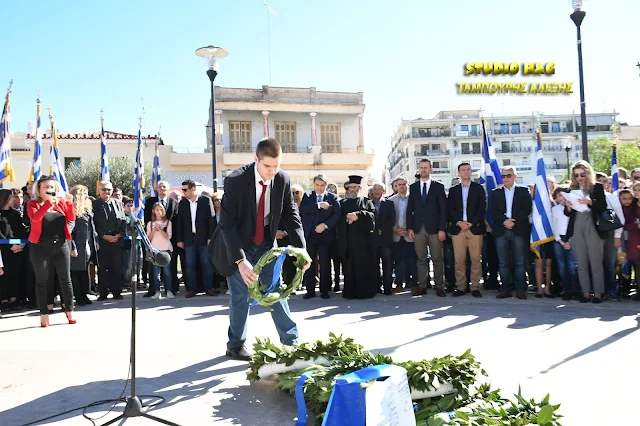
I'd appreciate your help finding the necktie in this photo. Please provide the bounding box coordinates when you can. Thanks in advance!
[317,194,322,203]
[254,180,267,246]
[422,182,427,202]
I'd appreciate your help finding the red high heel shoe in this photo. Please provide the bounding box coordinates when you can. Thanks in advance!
[68,318,77,325]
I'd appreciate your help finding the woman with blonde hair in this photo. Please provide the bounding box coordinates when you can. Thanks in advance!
[69,185,98,306]
[565,160,607,303]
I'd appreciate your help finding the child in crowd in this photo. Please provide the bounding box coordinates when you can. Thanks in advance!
[552,186,579,301]
[147,202,173,300]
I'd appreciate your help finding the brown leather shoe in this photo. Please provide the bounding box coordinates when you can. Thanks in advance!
[185,291,196,298]
[205,290,218,296]
[411,288,421,296]
[393,286,405,293]
[436,287,446,297]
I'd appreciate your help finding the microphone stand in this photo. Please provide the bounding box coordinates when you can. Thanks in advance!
[101,217,179,426]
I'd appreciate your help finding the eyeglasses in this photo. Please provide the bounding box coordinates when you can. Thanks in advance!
[501,174,514,179]
[573,173,586,178]
[633,175,640,181]
[181,188,189,192]
[292,191,300,194]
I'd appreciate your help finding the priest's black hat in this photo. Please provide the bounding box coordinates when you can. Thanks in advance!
[348,175,363,185]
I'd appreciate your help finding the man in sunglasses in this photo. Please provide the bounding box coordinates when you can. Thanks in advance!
[490,167,532,299]
[631,168,640,183]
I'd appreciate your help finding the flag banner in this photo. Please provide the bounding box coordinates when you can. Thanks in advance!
[530,128,555,257]
[49,114,69,192]
[611,143,619,194]
[29,98,43,195]
[151,137,161,197]
[100,115,110,183]
[479,119,502,229]
[133,128,145,219]
[0,82,15,183]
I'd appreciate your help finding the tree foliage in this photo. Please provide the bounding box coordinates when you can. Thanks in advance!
[588,136,640,176]
[66,156,152,198]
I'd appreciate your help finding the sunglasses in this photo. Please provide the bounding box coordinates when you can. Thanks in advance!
[181,188,189,192]
[501,174,514,179]
[633,176,640,181]
[292,191,300,194]
[101,188,112,192]
[573,173,586,178]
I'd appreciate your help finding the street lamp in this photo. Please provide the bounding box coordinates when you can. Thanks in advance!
[562,137,573,180]
[195,45,229,192]
[570,0,589,162]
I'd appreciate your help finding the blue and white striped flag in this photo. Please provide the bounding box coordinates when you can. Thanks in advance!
[49,112,68,192]
[133,128,145,220]
[0,82,15,183]
[151,137,161,197]
[100,115,110,182]
[530,128,554,258]
[611,143,619,194]
[479,119,502,229]
[29,98,43,194]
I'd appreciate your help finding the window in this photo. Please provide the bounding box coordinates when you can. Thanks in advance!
[503,159,511,166]
[471,124,479,136]
[432,160,448,169]
[551,122,561,133]
[501,141,510,153]
[460,125,469,131]
[64,157,81,170]
[275,122,296,153]
[431,144,441,151]
[320,123,341,153]
[229,121,252,152]
[516,177,523,184]
[540,123,549,133]
[500,124,509,134]
[472,143,481,154]
[461,143,471,154]
[511,124,520,134]
[472,160,481,168]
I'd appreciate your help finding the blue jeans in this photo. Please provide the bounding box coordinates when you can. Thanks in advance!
[495,230,527,293]
[227,239,298,350]
[554,242,579,294]
[602,233,617,293]
[153,250,173,292]
[185,244,214,291]
[393,239,417,287]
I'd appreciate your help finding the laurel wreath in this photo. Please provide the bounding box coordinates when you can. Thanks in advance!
[249,246,311,309]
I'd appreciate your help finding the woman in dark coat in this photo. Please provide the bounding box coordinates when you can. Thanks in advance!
[0,189,18,312]
[69,185,98,306]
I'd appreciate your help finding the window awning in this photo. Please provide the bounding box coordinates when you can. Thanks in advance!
[586,116,614,126]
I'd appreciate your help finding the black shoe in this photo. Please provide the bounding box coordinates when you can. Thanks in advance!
[535,294,543,299]
[83,298,93,305]
[471,290,482,298]
[452,290,465,297]
[383,289,393,296]
[544,293,555,299]
[226,346,253,361]
[303,293,316,299]
[445,286,455,293]
[143,291,155,298]
[516,292,527,300]
[321,293,330,300]
[97,295,108,301]
[562,294,572,301]
[436,288,446,297]
[591,297,602,304]
[333,285,340,292]
[113,294,124,300]
[580,296,591,303]
[77,299,86,306]
[496,292,512,299]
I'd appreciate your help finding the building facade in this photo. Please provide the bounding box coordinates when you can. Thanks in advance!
[385,109,618,189]
[210,85,375,191]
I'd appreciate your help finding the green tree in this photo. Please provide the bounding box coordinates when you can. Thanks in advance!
[588,136,640,176]
[66,156,151,198]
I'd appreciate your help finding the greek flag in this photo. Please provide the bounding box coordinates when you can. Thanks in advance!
[530,128,554,257]
[133,128,145,220]
[611,143,619,194]
[0,82,15,183]
[151,138,161,197]
[49,115,68,192]
[479,119,502,229]
[617,239,630,280]
[100,116,110,182]
[29,99,43,193]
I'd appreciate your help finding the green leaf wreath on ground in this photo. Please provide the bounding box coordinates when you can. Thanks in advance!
[248,333,563,426]
[249,246,311,309]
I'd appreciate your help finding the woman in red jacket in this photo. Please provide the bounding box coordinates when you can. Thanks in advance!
[27,175,76,327]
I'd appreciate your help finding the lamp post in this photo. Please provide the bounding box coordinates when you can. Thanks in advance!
[563,137,573,180]
[195,45,229,192]
[570,0,589,162]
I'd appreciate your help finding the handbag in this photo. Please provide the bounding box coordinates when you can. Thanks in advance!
[596,208,623,232]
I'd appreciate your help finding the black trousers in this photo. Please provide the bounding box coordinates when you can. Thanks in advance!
[98,241,123,297]
[305,239,331,295]
[329,239,341,288]
[171,246,185,293]
[71,265,91,301]
[0,248,17,300]
[30,240,74,315]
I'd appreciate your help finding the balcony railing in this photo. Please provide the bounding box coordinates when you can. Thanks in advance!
[457,149,482,155]
[411,130,451,138]
[390,154,405,169]
[546,163,569,170]
[414,149,450,158]
[542,145,569,152]
[432,169,450,174]
[455,130,482,137]
[495,146,533,153]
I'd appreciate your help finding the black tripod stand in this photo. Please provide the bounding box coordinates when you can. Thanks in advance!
[101,220,179,426]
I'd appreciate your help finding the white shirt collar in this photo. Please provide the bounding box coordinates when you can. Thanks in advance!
[255,167,272,187]
[504,185,516,192]
[420,178,432,185]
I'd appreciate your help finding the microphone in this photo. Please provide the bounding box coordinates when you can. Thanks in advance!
[132,218,171,267]
[151,249,171,267]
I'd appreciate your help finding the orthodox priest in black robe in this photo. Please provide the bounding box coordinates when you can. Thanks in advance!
[337,175,379,299]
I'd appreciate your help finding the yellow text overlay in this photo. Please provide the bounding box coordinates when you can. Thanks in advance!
[457,82,573,95]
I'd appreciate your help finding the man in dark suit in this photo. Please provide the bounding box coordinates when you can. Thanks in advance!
[407,159,447,296]
[371,182,396,295]
[93,180,127,301]
[490,166,532,299]
[143,180,179,297]
[210,138,309,361]
[299,174,341,299]
[176,179,216,298]
[448,162,486,298]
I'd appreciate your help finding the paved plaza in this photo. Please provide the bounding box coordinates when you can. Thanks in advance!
[1,290,639,426]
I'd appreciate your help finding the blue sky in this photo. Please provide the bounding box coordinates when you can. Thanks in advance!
[3,0,639,173]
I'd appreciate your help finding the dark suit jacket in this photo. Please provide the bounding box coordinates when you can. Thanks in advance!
[490,186,532,237]
[372,198,396,247]
[176,195,215,246]
[209,163,306,277]
[565,182,607,238]
[406,179,447,234]
[298,191,341,243]
[145,196,179,242]
[92,197,127,247]
[447,182,487,235]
